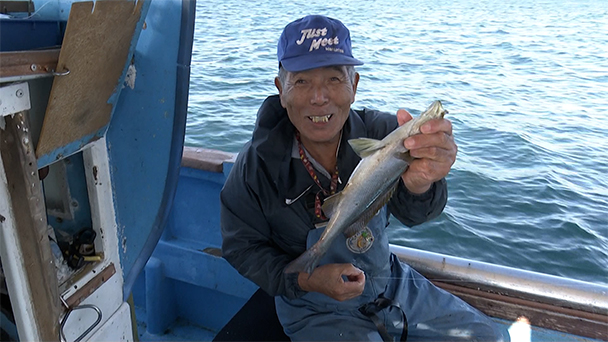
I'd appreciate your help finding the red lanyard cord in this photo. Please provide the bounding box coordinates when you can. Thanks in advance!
[295,130,339,220]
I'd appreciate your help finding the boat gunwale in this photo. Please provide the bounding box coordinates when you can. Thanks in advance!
[390,244,608,315]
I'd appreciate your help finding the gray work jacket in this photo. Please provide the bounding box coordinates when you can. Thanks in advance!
[220,95,447,299]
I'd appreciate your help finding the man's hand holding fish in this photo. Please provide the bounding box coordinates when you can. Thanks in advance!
[397,108,458,194]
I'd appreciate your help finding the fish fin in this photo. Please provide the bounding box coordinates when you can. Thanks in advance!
[284,246,322,275]
[343,220,367,239]
[321,192,341,218]
[343,181,399,238]
[348,138,385,158]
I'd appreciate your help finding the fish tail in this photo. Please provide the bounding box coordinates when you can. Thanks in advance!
[284,247,322,276]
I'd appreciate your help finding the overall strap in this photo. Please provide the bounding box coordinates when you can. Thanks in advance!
[359,296,408,342]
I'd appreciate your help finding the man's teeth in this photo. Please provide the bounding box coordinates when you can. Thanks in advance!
[309,115,332,123]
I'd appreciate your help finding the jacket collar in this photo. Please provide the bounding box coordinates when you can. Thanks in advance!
[251,95,294,183]
[252,95,367,201]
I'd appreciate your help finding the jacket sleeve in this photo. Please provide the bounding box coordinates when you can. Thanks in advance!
[220,156,306,299]
[388,177,447,227]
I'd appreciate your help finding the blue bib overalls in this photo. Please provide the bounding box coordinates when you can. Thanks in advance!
[275,207,510,342]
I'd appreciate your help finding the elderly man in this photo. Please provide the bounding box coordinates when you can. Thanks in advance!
[221,14,509,342]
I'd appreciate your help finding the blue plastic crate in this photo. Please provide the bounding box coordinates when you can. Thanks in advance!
[0,19,65,52]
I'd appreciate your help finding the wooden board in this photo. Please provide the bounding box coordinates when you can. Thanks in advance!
[0,0,35,13]
[0,49,60,81]
[36,0,146,163]
[0,111,60,341]
[181,147,237,173]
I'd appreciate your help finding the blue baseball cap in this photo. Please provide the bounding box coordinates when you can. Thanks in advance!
[277,15,364,72]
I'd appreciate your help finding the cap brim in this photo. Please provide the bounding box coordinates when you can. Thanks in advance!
[280,53,364,72]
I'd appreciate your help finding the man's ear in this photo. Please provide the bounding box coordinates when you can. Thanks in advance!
[274,76,282,94]
[275,77,286,108]
[351,72,360,104]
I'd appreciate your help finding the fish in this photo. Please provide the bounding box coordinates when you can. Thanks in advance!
[284,100,448,275]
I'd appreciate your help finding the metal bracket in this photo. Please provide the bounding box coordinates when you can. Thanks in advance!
[0,82,31,117]
[62,263,115,308]
[57,263,115,341]
[59,304,102,342]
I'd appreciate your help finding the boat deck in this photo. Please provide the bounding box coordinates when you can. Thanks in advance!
[136,308,215,341]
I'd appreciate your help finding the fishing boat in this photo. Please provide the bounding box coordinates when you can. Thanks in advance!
[0,1,606,341]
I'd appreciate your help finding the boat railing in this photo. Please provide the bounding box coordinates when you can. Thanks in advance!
[391,245,608,340]
[391,245,607,314]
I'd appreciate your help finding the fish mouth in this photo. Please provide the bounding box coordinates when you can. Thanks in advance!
[308,114,332,123]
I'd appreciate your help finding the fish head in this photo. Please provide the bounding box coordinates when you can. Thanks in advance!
[420,100,448,120]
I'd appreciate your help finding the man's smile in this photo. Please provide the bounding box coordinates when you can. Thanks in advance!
[308,114,332,123]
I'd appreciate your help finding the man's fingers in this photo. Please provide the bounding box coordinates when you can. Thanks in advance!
[344,267,365,283]
[337,265,365,300]
[341,273,365,300]
[408,143,455,162]
[420,118,453,135]
[405,130,455,151]
[397,109,413,126]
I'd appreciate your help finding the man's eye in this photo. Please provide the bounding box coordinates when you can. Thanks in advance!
[330,77,342,82]
[294,79,306,85]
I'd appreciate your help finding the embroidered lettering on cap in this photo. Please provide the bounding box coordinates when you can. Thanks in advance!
[310,37,340,51]
[296,28,328,45]
[295,27,340,52]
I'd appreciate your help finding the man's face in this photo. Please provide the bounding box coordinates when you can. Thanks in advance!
[275,66,359,147]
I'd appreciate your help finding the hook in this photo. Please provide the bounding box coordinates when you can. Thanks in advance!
[52,68,71,77]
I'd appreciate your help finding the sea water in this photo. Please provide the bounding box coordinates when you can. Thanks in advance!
[187,0,608,285]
